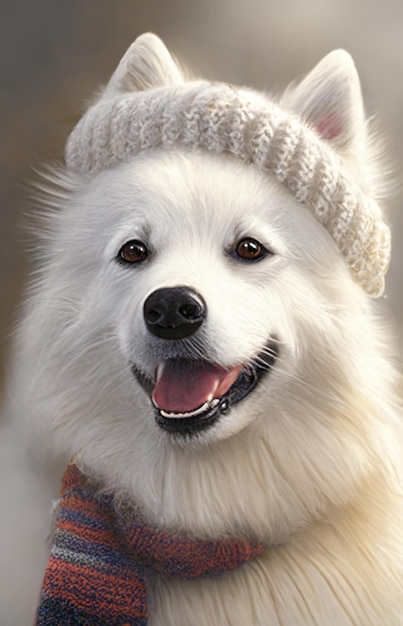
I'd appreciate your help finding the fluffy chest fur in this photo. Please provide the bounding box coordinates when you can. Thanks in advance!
[149,477,403,626]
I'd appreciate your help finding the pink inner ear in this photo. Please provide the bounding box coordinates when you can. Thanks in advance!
[315,113,343,141]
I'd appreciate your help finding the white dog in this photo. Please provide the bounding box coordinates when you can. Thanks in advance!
[3,34,403,625]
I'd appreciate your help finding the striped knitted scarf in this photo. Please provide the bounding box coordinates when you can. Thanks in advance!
[36,464,263,625]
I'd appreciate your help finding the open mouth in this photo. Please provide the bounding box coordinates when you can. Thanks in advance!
[132,340,278,436]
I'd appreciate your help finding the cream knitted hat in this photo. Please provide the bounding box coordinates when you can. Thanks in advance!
[65,34,391,297]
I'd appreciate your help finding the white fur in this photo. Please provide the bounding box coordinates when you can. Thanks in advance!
[3,40,403,625]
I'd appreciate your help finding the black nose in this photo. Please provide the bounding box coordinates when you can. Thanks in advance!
[143,286,207,340]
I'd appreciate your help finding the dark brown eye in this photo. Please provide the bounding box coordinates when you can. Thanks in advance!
[118,240,148,264]
[234,237,268,262]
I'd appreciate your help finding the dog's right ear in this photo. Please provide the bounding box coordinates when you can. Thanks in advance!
[103,33,184,97]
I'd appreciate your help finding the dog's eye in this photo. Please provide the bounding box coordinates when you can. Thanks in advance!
[118,240,148,264]
[233,238,269,262]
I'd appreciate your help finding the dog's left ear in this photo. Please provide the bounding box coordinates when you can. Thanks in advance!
[285,50,366,155]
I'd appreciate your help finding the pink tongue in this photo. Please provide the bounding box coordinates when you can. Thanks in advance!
[152,360,242,413]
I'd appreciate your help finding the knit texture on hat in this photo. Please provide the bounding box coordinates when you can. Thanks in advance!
[35,463,264,625]
[65,76,391,297]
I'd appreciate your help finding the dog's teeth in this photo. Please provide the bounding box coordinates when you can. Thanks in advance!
[160,401,211,419]
[158,397,222,420]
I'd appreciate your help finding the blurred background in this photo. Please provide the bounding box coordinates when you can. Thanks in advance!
[0,0,402,623]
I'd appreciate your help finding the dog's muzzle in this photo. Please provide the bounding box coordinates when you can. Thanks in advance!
[136,285,279,437]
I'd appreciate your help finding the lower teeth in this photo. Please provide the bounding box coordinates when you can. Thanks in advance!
[159,398,220,419]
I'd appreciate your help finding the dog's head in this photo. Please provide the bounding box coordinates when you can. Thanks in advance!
[20,35,395,537]
[71,149,359,446]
